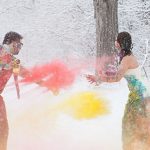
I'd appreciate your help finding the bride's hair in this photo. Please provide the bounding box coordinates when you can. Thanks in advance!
[117,32,133,62]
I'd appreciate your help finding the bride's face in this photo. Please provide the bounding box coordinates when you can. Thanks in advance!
[115,40,121,51]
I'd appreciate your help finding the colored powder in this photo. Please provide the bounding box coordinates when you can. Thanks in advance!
[59,91,109,120]
[21,60,79,93]
[42,61,76,89]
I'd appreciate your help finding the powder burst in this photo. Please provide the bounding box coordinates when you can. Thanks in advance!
[59,91,109,120]
[20,60,79,95]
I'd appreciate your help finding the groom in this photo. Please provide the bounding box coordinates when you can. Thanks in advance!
[0,31,41,150]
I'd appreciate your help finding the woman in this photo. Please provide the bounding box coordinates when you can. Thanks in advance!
[87,31,150,149]
[116,32,150,150]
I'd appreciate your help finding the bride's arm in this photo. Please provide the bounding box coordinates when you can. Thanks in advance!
[86,74,101,85]
[99,58,128,82]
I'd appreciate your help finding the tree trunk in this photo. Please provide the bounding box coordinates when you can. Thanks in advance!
[94,0,118,56]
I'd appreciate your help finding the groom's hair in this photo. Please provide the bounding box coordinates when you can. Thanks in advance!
[3,31,23,45]
[117,32,132,56]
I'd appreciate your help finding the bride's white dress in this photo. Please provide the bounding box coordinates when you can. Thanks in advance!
[3,76,129,150]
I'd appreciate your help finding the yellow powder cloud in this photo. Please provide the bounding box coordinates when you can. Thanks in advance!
[59,91,109,120]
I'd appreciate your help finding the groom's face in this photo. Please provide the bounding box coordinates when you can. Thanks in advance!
[10,40,23,55]
[115,41,121,50]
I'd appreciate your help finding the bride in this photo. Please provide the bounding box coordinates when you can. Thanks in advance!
[87,31,150,150]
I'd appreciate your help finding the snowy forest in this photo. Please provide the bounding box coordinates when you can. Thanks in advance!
[0,0,150,77]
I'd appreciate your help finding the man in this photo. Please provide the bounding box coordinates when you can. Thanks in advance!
[0,31,37,150]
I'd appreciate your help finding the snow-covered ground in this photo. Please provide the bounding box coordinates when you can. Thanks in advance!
[3,76,129,150]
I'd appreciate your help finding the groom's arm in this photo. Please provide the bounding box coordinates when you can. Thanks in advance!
[19,65,43,85]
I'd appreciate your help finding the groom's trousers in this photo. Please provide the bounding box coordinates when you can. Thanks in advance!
[0,95,8,150]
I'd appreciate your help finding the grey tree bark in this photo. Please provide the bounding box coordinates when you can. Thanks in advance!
[93,0,118,56]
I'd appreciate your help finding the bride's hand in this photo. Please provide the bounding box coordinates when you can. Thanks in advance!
[85,74,96,84]
[85,74,101,85]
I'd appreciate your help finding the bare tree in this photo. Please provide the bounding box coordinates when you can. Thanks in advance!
[93,0,118,56]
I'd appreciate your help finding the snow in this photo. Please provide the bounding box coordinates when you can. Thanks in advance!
[0,0,150,70]
[2,76,129,150]
[0,0,96,66]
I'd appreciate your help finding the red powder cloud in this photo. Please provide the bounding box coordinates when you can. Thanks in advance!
[21,60,79,94]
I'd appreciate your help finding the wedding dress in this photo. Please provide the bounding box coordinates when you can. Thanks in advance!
[123,67,150,150]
